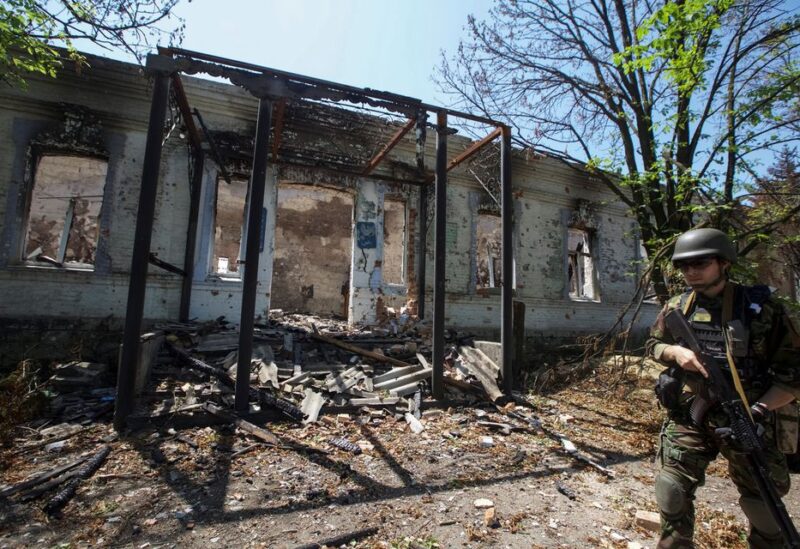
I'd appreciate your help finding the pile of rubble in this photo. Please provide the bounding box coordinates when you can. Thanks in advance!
[139,310,507,431]
[2,310,618,532]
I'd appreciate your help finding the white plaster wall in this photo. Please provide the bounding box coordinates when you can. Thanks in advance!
[0,53,658,338]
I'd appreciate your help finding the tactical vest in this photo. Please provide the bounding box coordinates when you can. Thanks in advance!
[679,283,771,389]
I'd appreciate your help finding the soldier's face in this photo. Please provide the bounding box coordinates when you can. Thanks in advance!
[676,256,727,292]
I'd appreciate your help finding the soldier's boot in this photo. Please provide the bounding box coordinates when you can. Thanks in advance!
[740,495,785,549]
[656,530,694,549]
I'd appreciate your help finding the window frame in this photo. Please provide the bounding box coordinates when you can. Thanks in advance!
[21,149,110,271]
[566,226,600,302]
[210,174,251,280]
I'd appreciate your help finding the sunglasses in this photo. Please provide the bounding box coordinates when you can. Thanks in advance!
[674,258,715,271]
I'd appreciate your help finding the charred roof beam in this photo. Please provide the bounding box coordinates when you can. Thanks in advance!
[362,117,416,176]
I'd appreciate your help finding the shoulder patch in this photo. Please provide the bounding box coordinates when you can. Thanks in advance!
[744,284,773,306]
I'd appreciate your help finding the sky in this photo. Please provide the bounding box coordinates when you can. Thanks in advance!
[82,0,494,107]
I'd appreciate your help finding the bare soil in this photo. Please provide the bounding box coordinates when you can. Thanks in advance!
[2,360,798,549]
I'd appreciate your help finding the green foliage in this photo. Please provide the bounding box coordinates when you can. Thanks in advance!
[0,0,62,86]
[0,0,184,87]
[614,0,734,93]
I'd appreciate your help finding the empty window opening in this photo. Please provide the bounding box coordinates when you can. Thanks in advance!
[568,228,596,300]
[213,177,248,276]
[24,154,107,267]
[476,213,502,289]
[271,185,354,316]
[383,198,406,285]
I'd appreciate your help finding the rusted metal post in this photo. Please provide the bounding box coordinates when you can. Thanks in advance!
[415,110,427,319]
[235,97,272,413]
[431,111,447,400]
[180,149,204,321]
[115,63,171,430]
[500,125,514,395]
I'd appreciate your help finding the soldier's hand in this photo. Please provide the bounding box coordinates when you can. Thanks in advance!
[663,345,709,378]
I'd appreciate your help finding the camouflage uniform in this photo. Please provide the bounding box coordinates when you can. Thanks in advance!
[647,282,800,548]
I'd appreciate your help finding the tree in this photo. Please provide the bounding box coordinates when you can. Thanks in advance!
[437,0,800,302]
[0,0,185,86]
[746,147,800,303]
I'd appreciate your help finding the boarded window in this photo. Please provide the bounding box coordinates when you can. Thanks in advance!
[24,154,107,266]
[383,198,406,285]
[567,228,596,299]
[476,213,502,288]
[213,177,248,276]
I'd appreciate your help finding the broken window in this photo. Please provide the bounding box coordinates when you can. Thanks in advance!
[383,198,406,285]
[567,228,597,300]
[24,154,107,267]
[213,177,248,276]
[476,213,502,289]
[272,185,354,315]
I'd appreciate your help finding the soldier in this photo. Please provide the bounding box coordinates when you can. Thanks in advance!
[647,228,800,548]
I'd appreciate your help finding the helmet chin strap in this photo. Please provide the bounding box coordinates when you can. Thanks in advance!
[691,270,728,295]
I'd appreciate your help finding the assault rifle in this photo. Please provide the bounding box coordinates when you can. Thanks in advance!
[665,309,800,548]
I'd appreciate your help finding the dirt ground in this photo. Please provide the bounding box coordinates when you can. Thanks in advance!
[1,360,798,549]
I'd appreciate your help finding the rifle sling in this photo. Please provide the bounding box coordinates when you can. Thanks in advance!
[684,284,754,422]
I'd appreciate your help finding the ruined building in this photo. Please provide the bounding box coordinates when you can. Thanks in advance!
[0,51,656,372]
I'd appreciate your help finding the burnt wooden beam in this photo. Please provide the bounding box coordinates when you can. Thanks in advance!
[310,332,411,368]
[362,117,416,175]
[148,252,186,277]
[271,98,287,163]
[169,73,203,151]
[447,126,502,173]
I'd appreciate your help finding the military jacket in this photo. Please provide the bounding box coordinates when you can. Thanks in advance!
[647,282,800,399]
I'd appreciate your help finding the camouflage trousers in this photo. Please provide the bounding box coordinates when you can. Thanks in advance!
[655,411,791,549]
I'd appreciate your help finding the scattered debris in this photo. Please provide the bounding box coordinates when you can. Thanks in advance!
[556,480,577,500]
[328,437,362,455]
[635,510,661,532]
[293,525,379,549]
[473,498,494,509]
[43,444,111,515]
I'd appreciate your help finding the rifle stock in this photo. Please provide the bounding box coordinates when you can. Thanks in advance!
[664,309,800,548]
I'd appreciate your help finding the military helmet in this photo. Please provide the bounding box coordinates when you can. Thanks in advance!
[671,228,736,263]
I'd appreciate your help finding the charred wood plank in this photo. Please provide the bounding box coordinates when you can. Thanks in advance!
[0,455,88,499]
[310,332,411,368]
[43,445,111,515]
[293,526,378,549]
[203,402,327,454]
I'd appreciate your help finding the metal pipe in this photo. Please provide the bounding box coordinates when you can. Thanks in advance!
[500,125,514,395]
[180,149,204,321]
[415,111,427,319]
[235,97,272,413]
[114,71,171,430]
[431,111,448,400]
